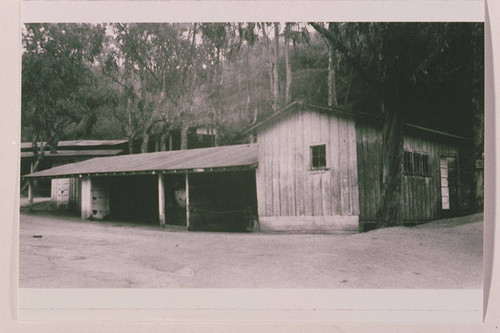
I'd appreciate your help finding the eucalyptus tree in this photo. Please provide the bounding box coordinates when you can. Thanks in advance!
[283,23,310,104]
[102,23,206,152]
[198,23,259,144]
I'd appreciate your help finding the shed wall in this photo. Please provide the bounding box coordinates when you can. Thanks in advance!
[356,121,462,224]
[256,109,359,232]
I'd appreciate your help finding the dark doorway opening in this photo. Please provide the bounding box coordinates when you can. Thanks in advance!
[109,175,158,224]
[188,171,258,232]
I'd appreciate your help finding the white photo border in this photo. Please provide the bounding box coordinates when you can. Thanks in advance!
[2,0,497,331]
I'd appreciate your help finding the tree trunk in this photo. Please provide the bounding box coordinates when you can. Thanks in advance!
[30,138,51,174]
[159,130,168,151]
[284,34,292,104]
[375,97,407,228]
[180,125,188,150]
[272,23,280,111]
[343,67,354,107]
[471,24,484,213]
[472,89,484,213]
[154,138,159,152]
[327,46,338,107]
[21,139,49,193]
[128,137,135,154]
[253,107,258,124]
[260,23,274,105]
[141,132,150,153]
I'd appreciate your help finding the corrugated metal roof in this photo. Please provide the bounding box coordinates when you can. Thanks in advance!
[24,144,258,179]
[21,140,128,149]
[21,149,125,158]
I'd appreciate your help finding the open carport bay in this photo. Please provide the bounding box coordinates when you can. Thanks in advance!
[58,170,258,230]
[188,171,257,231]
[109,175,159,224]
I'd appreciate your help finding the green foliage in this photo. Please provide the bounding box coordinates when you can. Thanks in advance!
[22,24,109,147]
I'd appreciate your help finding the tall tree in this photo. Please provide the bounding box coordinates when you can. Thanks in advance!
[199,23,259,144]
[22,23,107,172]
[311,22,484,227]
[102,23,204,152]
[283,23,310,105]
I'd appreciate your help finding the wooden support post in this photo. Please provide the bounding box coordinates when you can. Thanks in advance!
[27,179,33,211]
[185,172,190,230]
[81,176,91,220]
[158,174,165,228]
[28,162,34,211]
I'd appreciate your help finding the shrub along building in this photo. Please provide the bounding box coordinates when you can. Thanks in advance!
[23,101,473,233]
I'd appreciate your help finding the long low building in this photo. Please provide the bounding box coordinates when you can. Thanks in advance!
[21,140,129,198]
[24,144,259,231]
[23,101,475,233]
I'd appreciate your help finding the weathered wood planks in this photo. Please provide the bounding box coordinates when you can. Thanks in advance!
[356,121,462,224]
[158,174,165,227]
[80,176,91,220]
[254,106,466,231]
[255,107,359,230]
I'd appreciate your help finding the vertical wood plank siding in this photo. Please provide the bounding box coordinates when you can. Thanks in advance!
[256,109,359,221]
[355,121,382,221]
[355,121,461,223]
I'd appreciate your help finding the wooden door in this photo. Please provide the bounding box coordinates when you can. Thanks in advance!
[440,157,458,211]
[55,178,70,209]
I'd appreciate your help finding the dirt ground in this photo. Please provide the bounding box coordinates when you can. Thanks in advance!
[19,206,483,288]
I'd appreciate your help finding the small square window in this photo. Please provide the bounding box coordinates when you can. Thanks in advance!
[311,145,327,169]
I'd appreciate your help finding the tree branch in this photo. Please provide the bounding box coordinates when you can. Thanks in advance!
[116,23,162,86]
[101,67,140,101]
[309,22,381,91]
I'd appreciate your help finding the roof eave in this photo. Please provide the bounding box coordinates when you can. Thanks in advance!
[22,163,258,180]
[242,101,304,134]
[242,100,356,135]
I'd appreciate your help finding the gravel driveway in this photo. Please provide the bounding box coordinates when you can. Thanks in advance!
[19,211,483,288]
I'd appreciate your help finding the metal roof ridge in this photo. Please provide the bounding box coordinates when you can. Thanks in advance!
[23,143,259,179]
[126,143,257,156]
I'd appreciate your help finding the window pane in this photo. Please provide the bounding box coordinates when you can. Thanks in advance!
[311,145,326,168]
[422,155,430,175]
[404,151,413,174]
[413,153,422,175]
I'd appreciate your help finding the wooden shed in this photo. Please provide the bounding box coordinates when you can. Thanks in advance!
[246,102,359,233]
[245,101,472,233]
